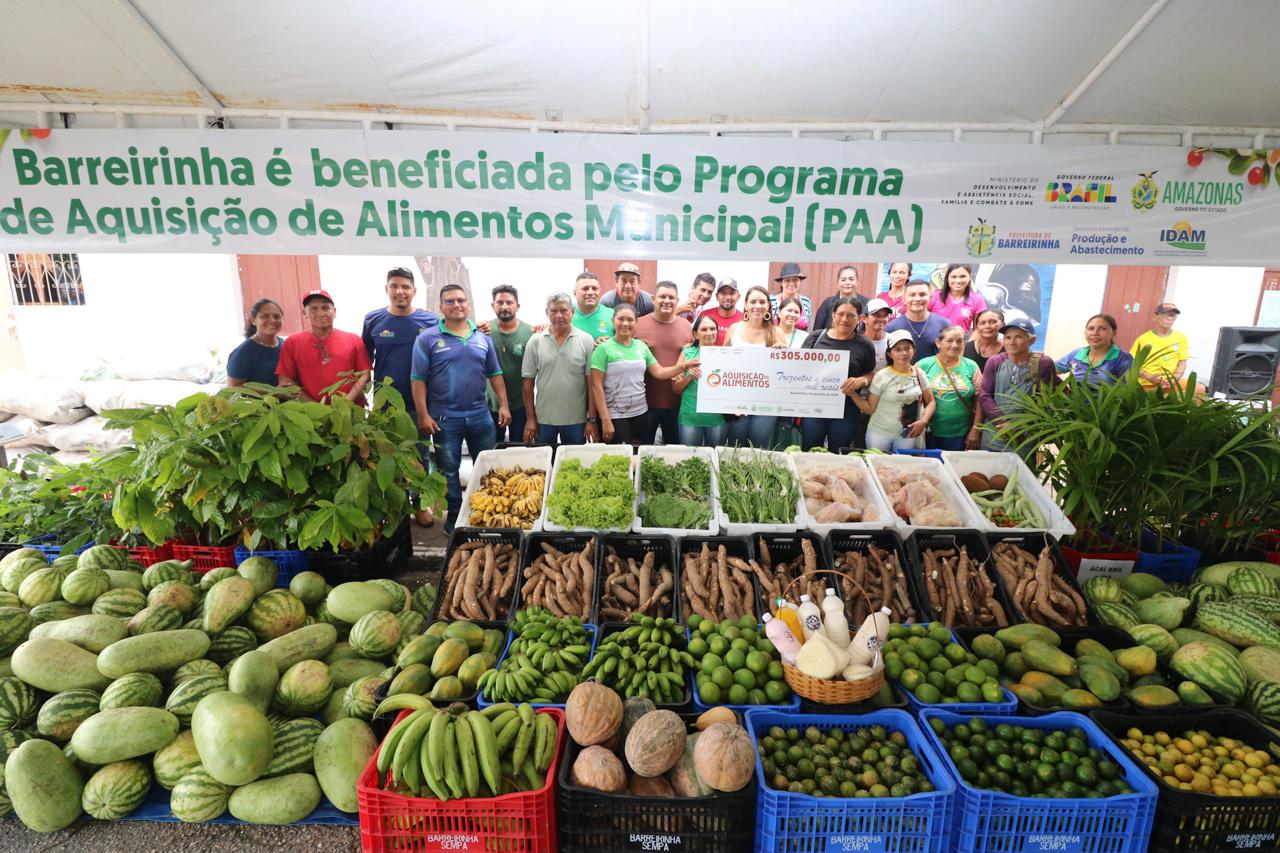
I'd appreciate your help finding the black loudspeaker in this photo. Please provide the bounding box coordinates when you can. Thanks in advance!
[1210,326,1280,398]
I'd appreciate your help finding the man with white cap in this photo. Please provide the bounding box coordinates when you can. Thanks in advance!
[600,262,654,317]
[977,317,1058,457]
[700,278,744,346]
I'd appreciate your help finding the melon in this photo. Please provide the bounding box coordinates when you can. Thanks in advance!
[692,723,755,792]
[624,710,686,778]
[564,681,622,747]
[570,745,626,793]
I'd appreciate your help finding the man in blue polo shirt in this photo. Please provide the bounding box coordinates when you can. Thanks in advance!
[411,284,511,534]
[362,266,437,416]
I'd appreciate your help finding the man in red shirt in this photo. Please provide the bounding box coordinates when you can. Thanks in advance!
[699,278,743,346]
[277,289,372,404]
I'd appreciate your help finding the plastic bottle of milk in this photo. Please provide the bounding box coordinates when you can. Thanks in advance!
[848,607,893,667]
[796,594,823,641]
[776,598,805,639]
[821,588,851,647]
[762,613,802,665]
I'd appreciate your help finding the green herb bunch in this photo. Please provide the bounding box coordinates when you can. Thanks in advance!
[717,449,800,525]
[638,455,712,529]
[545,454,635,530]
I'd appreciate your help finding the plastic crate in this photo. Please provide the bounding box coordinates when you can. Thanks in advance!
[232,545,309,586]
[790,451,895,533]
[895,625,1019,717]
[170,542,238,573]
[686,626,800,714]
[919,709,1158,853]
[358,708,564,853]
[905,529,1019,630]
[826,528,933,623]
[458,445,553,533]
[23,535,94,560]
[715,446,806,536]
[893,448,945,459]
[595,622,691,711]
[372,619,508,723]
[865,454,988,536]
[124,782,357,825]
[557,712,755,853]
[1092,708,1280,852]
[1061,535,1140,584]
[678,535,759,621]
[985,532,1101,627]
[1136,529,1201,584]
[476,623,598,709]
[747,708,956,853]
[596,532,681,622]
[941,450,1077,540]
[305,517,411,584]
[751,530,830,617]
[433,527,523,623]
[111,540,174,568]
[512,531,600,623]
[540,444,636,533]
[632,444,720,536]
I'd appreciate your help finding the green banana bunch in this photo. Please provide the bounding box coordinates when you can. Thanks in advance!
[580,614,692,702]
[478,610,594,703]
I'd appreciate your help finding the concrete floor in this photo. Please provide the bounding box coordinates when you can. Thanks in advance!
[0,518,451,851]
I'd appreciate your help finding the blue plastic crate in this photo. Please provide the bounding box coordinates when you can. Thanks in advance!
[893,448,944,459]
[1135,529,1200,584]
[687,626,801,714]
[476,623,597,709]
[891,626,1019,716]
[746,708,956,853]
[232,544,310,586]
[124,781,357,825]
[23,536,93,561]
[918,709,1158,853]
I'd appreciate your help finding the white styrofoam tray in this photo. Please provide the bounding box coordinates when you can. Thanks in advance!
[791,452,895,534]
[865,453,987,536]
[457,446,553,532]
[714,446,805,535]
[540,444,637,533]
[632,444,720,536]
[941,450,1076,540]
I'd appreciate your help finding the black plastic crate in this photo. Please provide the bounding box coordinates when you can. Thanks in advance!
[905,529,1019,629]
[432,528,522,622]
[799,680,910,714]
[1091,708,1280,852]
[986,531,1101,627]
[596,533,680,622]
[306,517,410,585]
[593,622,691,711]
[557,712,755,853]
[677,535,759,622]
[825,528,932,624]
[513,531,600,623]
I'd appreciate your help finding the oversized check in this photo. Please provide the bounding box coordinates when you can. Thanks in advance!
[696,346,850,418]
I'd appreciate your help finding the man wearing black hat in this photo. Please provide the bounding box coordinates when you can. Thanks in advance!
[600,262,655,317]
[769,262,814,331]
[1131,303,1203,394]
[977,317,1058,457]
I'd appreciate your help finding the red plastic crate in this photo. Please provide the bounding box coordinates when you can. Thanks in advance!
[358,708,564,853]
[171,543,237,573]
[111,540,174,567]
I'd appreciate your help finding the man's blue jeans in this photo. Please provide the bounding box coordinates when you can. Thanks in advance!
[433,410,497,521]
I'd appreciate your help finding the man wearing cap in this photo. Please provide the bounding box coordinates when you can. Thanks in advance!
[411,284,510,534]
[812,265,862,332]
[676,272,716,323]
[700,279,744,346]
[635,280,693,444]
[571,271,615,340]
[769,262,814,331]
[977,317,1058,457]
[600,262,654,317]
[277,289,372,405]
[862,297,894,371]
[362,266,437,416]
[1131,303,1204,394]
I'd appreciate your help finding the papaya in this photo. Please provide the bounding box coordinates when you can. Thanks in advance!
[1002,652,1028,681]
[428,676,463,700]
[1115,646,1158,678]
[1021,641,1077,677]
[1121,572,1169,600]
[1020,671,1069,704]
[1074,638,1112,659]
[429,638,469,678]
[1078,663,1122,701]
[1177,681,1216,705]
[1127,684,1180,708]
[1135,597,1191,631]
[457,653,496,691]
[396,634,442,669]
[1007,683,1043,706]
[386,664,434,696]
[970,634,1005,663]
[1060,689,1104,710]
[442,621,484,652]
[1076,654,1129,686]
[1133,674,1165,688]
[424,622,448,639]
[995,624,1060,649]
[481,629,506,658]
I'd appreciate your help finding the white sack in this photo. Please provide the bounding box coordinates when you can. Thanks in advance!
[39,417,133,453]
[80,379,215,413]
[0,370,91,423]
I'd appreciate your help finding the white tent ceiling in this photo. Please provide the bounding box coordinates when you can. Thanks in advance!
[1,0,1278,145]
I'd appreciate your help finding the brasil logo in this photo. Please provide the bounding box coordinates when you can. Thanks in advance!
[966,219,995,257]
[1159,220,1206,251]
[1131,170,1159,210]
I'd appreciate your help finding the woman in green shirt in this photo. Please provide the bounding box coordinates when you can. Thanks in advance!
[917,324,983,451]
[673,314,728,446]
[589,305,690,445]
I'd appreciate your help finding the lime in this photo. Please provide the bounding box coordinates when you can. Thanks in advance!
[764,680,790,704]
[700,653,723,675]
[976,659,1000,679]
[929,656,951,674]
[757,638,775,655]
[687,614,703,630]
[767,661,784,681]
[928,625,951,646]
[734,669,757,690]
[926,671,946,691]
[944,667,967,690]
[887,623,907,640]
[916,638,942,660]
[728,684,749,705]
[712,666,735,689]
[687,636,708,658]
[738,614,756,631]
[730,638,751,654]
[724,649,747,670]
[908,624,927,637]
[900,652,923,671]
[747,688,766,705]
[699,680,721,704]
[698,619,716,637]
[944,644,969,665]
[900,669,925,691]
[981,681,1005,703]
[956,682,982,703]
[964,666,987,685]
[740,629,758,645]
[708,635,729,656]
[914,683,942,704]
[884,655,904,681]
[721,625,741,642]
[746,650,769,674]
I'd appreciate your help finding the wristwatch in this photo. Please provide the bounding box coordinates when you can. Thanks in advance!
[587,417,600,424]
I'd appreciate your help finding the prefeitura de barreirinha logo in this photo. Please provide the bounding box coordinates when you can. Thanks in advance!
[965,219,995,257]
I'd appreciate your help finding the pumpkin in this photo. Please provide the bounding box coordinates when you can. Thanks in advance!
[667,733,712,799]
[695,706,737,731]
[629,774,675,797]
[570,745,626,793]
[622,695,656,741]
[565,681,623,747]
[625,709,686,778]
[693,722,755,792]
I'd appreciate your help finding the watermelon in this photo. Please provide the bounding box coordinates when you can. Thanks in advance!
[18,568,63,607]
[207,626,258,665]
[0,548,44,570]
[314,604,351,641]
[1170,641,1248,702]
[169,766,230,822]
[237,557,279,597]
[60,568,110,605]
[92,588,148,618]
[50,554,78,576]
[152,729,200,790]
[28,601,88,625]
[341,676,387,721]
[1186,582,1228,610]
[202,577,255,634]
[288,572,327,609]
[0,592,19,609]
[1,557,46,594]
[165,674,229,725]
[82,759,150,820]
[199,567,238,591]
[148,581,196,616]
[411,584,435,619]
[0,608,34,656]
[1171,627,1241,658]
[1246,681,1280,726]
[262,717,324,777]
[36,689,101,740]
[1095,601,1140,631]
[1196,601,1280,648]
[367,579,408,613]
[1198,561,1280,588]
[1132,624,1181,659]
[349,610,401,659]
[128,603,184,635]
[1228,594,1280,621]
[0,677,38,729]
[1083,576,1123,604]
[1227,567,1278,598]
[173,659,223,686]
[78,545,128,573]
[1238,646,1280,684]
[395,610,426,639]
[100,672,164,711]
[273,660,332,716]
[142,560,194,591]
[246,590,306,643]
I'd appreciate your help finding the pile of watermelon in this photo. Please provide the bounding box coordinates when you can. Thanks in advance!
[1085,562,1280,724]
[0,544,441,831]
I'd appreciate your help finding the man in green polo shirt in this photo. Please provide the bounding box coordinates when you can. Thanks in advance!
[571,270,614,341]
[483,284,533,444]
[523,292,599,446]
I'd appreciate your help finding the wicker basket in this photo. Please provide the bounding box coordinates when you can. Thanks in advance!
[779,570,885,704]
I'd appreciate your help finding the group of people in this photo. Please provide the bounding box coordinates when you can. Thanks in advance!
[225,261,1200,532]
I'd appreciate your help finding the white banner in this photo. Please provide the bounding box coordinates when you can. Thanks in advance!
[697,346,850,418]
[0,128,1276,264]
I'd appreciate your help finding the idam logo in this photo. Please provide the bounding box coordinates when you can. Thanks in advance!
[1159,221,1206,251]
[705,370,723,387]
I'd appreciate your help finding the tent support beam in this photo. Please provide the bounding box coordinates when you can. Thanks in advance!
[1041,0,1169,130]
[115,0,224,117]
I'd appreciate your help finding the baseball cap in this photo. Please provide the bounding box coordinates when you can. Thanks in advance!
[716,278,739,293]
[864,297,891,315]
[615,262,641,276]
[886,329,916,349]
[1000,317,1036,336]
[302,289,334,307]
[1154,302,1181,315]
